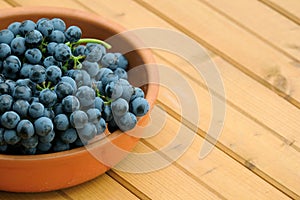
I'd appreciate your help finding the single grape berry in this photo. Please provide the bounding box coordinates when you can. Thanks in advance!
[46,65,62,84]
[60,128,77,144]
[29,64,46,83]
[39,89,57,108]
[13,99,30,118]
[53,114,69,131]
[62,95,80,113]
[8,22,21,36]
[19,20,36,36]
[54,43,71,62]
[70,110,88,129]
[25,48,42,64]
[10,37,26,56]
[0,94,13,113]
[16,119,35,139]
[28,102,45,119]
[21,135,38,149]
[37,19,54,37]
[34,117,53,136]
[0,43,11,59]
[1,111,20,129]
[65,26,82,42]
[0,29,14,44]
[130,97,149,117]
[25,30,43,47]
[50,18,66,31]
[12,85,32,101]
[4,129,21,145]
[77,122,97,141]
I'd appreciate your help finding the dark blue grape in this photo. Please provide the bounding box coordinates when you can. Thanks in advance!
[95,67,113,81]
[3,55,21,79]
[0,83,9,96]
[114,68,128,80]
[0,144,8,152]
[48,30,65,43]
[13,99,30,118]
[37,142,52,152]
[37,19,54,37]
[43,56,62,68]
[67,69,91,87]
[115,112,137,132]
[39,89,57,108]
[46,65,62,84]
[0,43,11,59]
[105,81,123,100]
[43,108,55,119]
[19,20,36,36]
[28,102,44,119]
[70,110,88,129]
[101,73,118,88]
[86,108,101,124]
[111,98,129,117]
[46,42,57,56]
[16,119,35,139]
[5,80,16,93]
[10,37,26,56]
[8,22,21,36]
[77,122,97,141]
[84,43,103,62]
[115,53,128,70]
[4,129,20,145]
[107,118,119,133]
[22,147,37,155]
[102,104,113,122]
[101,53,118,70]
[54,43,71,62]
[53,114,69,131]
[21,135,38,149]
[25,30,43,47]
[0,29,14,44]
[118,79,134,102]
[61,76,77,91]
[20,63,33,78]
[12,85,32,101]
[95,118,106,134]
[53,139,70,152]
[62,95,80,113]
[25,48,42,64]
[130,87,145,101]
[34,117,53,136]
[53,103,63,115]
[73,45,85,56]
[39,130,55,143]
[54,81,74,99]
[16,78,36,92]
[94,97,104,112]
[1,111,20,129]
[50,18,66,31]
[60,128,77,144]
[130,97,149,117]
[65,26,81,42]
[82,60,99,78]
[29,64,46,83]
[75,86,95,108]
[0,94,13,113]
[0,128,5,145]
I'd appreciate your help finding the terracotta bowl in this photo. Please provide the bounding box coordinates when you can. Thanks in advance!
[0,7,158,192]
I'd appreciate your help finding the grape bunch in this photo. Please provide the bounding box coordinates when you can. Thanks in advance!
[0,18,150,155]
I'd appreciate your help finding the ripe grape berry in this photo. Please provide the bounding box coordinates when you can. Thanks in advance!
[0,17,150,155]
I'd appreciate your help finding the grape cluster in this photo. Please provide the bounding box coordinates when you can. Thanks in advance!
[0,18,150,155]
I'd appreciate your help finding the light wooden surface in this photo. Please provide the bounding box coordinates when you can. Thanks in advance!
[1,0,300,199]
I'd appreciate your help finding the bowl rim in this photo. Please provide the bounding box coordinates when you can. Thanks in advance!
[0,6,159,161]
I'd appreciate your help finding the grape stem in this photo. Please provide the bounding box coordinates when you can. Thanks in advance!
[66,38,112,49]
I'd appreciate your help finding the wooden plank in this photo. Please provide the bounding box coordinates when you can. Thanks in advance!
[138,0,300,108]
[259,0,300,25]
[137,107,291,200]
[199,0,300,61]
[12,0,87,10]
[154,56,300,198]
[0,192,67,200]
[0,1,13,8]
[113,143,225,200]
[62,174,139,200]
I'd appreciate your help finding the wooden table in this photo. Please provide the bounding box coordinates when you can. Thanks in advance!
[1,0,300,199]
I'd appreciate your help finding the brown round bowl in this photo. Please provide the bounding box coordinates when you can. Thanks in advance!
[0,7,158,192]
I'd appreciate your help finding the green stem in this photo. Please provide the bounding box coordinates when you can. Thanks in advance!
[66,38,112,49]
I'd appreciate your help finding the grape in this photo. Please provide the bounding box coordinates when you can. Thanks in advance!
[94,96,104,112]
[1,111,20,129]
[0,29,14,44]
[12,85,32,101]
[53,103,63,115]
[25,30,43,47]
[111,98,129,117]
[101,53,118,70]
[29,64,46,83]
[0,94,13,113]
[114,68,128,80]
[21,135,38,149]
[84,43,103,62]
[25,48,42,64]
[8,22,21,36]
[0,43,11,59]
[102,104,113,122]
[43,108,55,119]
[82,60,99,78]
[22,147,37,155]
[105,81,123,100]
[0,144,8,153]
[0,82,9,95]
[75,86,95,108]
[53,139,70,152]
[16,78,36,92]
[50,18,66,31]
[118,79,134,102]
[115,112,137,132]
[95,118,106,134]
[73,45,85,56]
[60,128,77,144]
[68,69,91,87]
[115,53,128,70]
[39,89,57,108]
[95,67,113,81]
[48,30,65,43]
[54,43,71,62]
[86,108,101,124]
[28,102,45,119]
[65,26,82,42]
[70,110,88,129]
[37,142,52,152]
[46,65,62,84]
[13,100,30,118]
[10,37,26,56]
[107,118,119,133]
[101,73,118,88]
[0,128,5,145]
[46,42,57,56]
[53,114,69,131]
[37,19,54,37]
[77,122,97,141]
[43,56,62,68]
[19,20,36,36]
[62,95,80,113]
[54,81,74,99]
[3,55,21,79]
[34,117,53,136]
[39,130,55,143]
[4,129,20,145]
[5,80,16,93]
[20,63,33,78]
[130,87,145,101]
[130,97,149,117]
[61,76,77,91]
